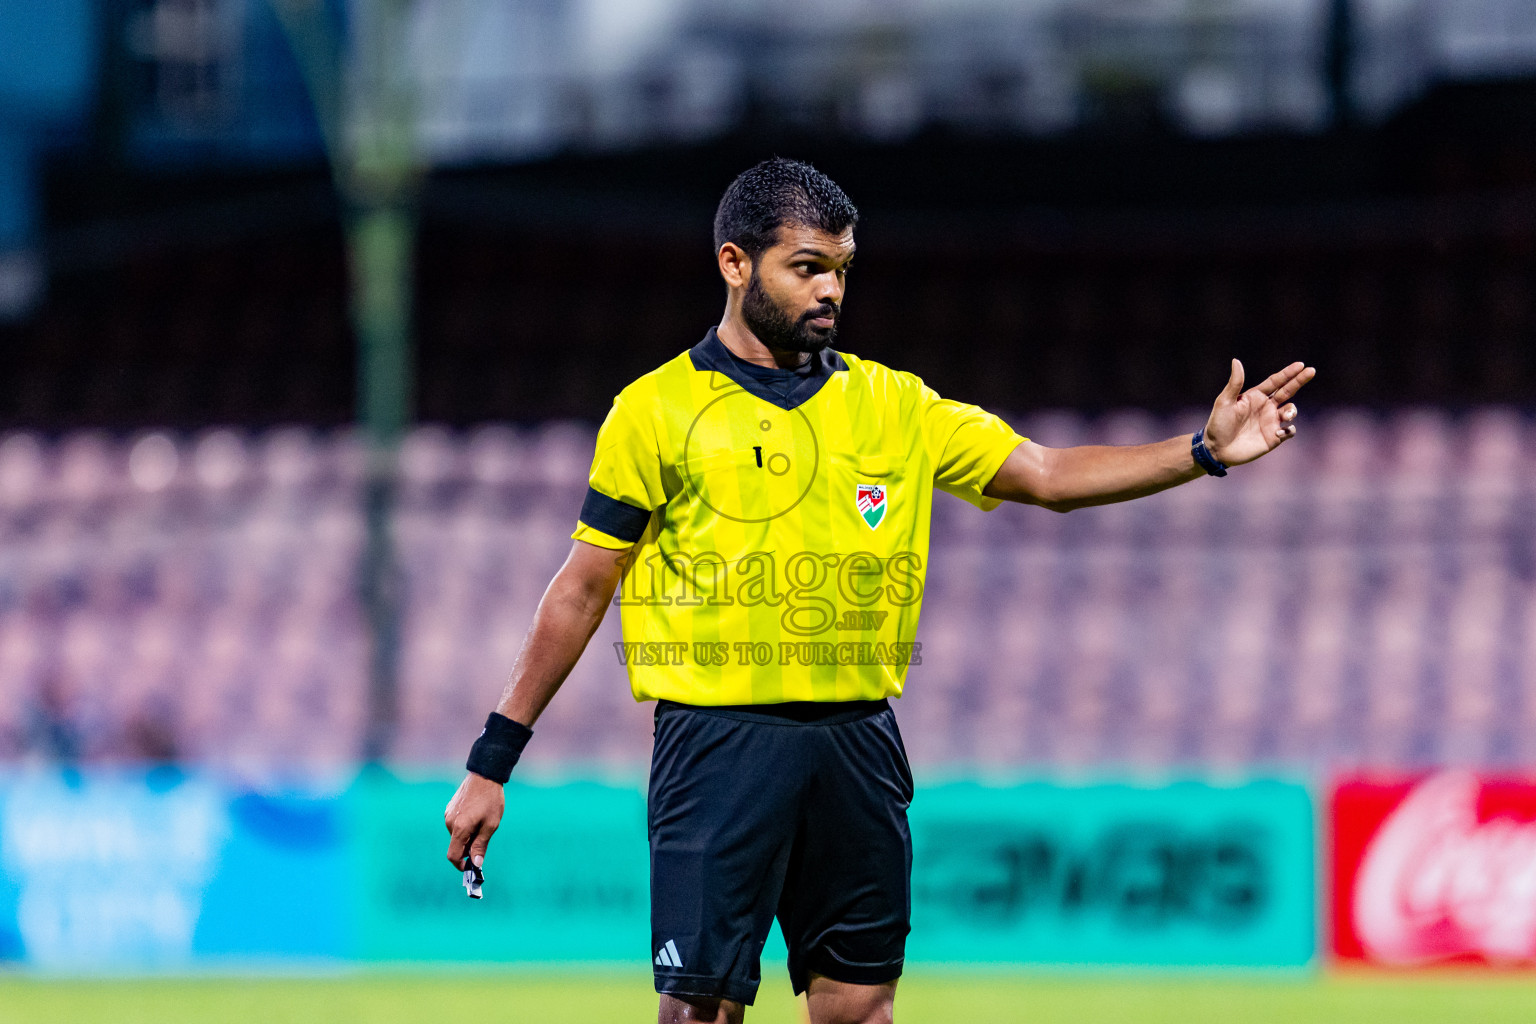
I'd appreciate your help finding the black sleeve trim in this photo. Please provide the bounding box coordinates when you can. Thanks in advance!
[579,486,653,542]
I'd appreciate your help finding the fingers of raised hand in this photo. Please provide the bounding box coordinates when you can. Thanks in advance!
[1276,403,1299,441]
[1251,362,1302,396]
[1261,363,1316,404]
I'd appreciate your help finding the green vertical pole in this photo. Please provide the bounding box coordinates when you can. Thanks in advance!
[270,0,420,764]
[352,204,414,763]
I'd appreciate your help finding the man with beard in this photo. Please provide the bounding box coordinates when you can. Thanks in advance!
[444,158,1314,1024]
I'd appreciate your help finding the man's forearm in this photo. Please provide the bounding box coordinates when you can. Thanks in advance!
[1031,435,1203,511]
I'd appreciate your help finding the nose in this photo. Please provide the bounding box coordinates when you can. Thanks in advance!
[815,270,844,308]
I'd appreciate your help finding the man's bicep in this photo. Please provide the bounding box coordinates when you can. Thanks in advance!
[558,539,634,609]
[568,538,634,582]
[980,439,1055,506]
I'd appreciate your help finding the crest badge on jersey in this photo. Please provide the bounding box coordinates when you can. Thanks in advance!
[855,483,887,530]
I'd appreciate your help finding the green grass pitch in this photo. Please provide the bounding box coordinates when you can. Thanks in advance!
[3,971,1534,1023]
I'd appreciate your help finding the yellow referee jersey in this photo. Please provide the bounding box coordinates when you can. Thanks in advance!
[571,327,1026,705]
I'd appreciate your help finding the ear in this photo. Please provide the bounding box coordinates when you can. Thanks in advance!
[718,242,752,289]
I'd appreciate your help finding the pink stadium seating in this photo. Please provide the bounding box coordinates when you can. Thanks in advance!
[0,410,1532,772]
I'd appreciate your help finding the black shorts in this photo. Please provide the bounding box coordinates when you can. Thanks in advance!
[647,698,914,1006]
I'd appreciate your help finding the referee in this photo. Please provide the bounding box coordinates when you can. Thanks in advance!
[445,158,1314,1024]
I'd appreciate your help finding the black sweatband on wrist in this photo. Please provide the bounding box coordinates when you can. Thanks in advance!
[1191,430,1228,477]
[465,712,533,784]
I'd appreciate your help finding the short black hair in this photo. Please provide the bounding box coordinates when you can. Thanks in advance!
[713,158,859,258]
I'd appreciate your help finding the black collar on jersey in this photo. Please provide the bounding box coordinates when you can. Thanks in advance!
[688,326,847,411]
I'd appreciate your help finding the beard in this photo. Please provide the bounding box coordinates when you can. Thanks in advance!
[741,269,839,354]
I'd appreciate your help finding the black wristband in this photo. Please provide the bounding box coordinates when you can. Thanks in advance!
[1191,430,1228,477]
[465,712,533,784]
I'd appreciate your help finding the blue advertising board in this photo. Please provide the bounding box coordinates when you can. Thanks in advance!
[0,769,349,969]
[0,769,229,969]
[194,786,351,961]
[0,770,1315,970]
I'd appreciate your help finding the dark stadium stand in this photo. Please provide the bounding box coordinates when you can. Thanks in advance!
[5,79,1535,431]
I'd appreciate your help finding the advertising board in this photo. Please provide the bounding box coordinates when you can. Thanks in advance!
[0,769,1319,970]
[1332,771,1536,966]
[909,779,1316,966]
[349,773,651,963]
[0,769,348,968]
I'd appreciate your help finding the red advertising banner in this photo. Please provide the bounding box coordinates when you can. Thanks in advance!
[1332,772,1536,966]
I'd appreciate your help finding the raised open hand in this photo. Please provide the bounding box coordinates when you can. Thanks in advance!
[1203,359,1317,467]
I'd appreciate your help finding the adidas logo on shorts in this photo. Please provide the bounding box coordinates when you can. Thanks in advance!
[654,939,683,969]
